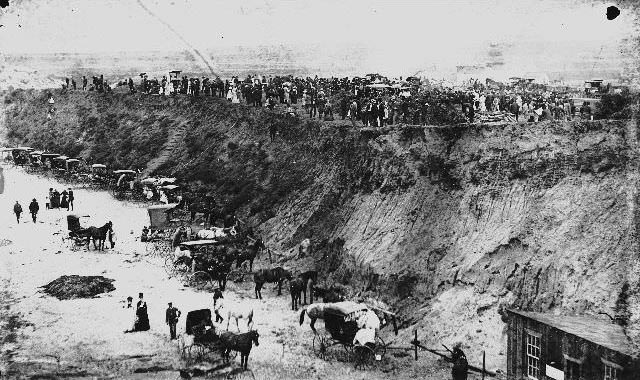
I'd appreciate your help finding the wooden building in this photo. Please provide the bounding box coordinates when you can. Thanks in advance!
[506,309,639,380]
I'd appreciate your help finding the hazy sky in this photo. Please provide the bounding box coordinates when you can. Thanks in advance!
[0,0,635,76]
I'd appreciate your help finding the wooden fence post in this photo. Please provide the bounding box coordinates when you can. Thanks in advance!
[482,351,486,380]
[414,330,418,361]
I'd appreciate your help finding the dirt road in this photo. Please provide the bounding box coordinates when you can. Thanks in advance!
[0,165,458,379]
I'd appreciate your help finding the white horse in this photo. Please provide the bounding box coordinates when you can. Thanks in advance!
[196,226,236,240]
[226,305,254,332]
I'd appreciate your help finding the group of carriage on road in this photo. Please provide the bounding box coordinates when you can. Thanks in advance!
[141,203,263,290]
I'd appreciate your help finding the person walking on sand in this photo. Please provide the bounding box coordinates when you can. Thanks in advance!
[28,198,39,223]
[165,302,181,340]
[13,201,22,223]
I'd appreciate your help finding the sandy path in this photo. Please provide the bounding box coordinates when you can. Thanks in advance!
[0,165,456,379]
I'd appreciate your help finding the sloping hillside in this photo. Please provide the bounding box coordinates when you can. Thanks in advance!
[3,89,639,369]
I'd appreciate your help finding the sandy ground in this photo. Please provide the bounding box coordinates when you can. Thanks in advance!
[0,165,478,379]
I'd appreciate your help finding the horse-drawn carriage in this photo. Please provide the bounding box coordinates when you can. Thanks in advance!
[64,214,113,251]
[179,309,259,370]
[11,147,34,166]
[310,301,390,369]
[143,203,184,256]
[111,169,137,198]
[66,214,89,248]
[165,239,243,289]
[180,309,233,364]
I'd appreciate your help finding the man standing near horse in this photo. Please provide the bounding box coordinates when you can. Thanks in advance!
[13,201,22,223]
[165,302,181,340]
[28,198,39,223]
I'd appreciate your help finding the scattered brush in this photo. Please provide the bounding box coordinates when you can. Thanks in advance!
[41,275,115,300]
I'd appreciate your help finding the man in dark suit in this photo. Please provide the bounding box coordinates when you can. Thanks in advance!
[165,302,181,340]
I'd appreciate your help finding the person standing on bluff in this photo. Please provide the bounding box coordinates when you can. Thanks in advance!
[13,201,22,223]
[28,198,39,223]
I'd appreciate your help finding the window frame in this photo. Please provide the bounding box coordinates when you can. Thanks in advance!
[564,355,582,380]
[601,358,622,380]
[525,330,542,380]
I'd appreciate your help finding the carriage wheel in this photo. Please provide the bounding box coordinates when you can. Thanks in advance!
[188,344,206,363]
[164,255,177,276]
[312,332,332,360]
[173,258,191,275]
[353,344,375,370]
[227,269,244,283]
[188,271,212,287]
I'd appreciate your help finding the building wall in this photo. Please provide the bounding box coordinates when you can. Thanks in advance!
[507,313,634,380]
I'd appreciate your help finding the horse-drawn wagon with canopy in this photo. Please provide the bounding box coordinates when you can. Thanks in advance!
[11,147,34,166]
[306,301,395,369]
[40,153,60,169]
[143,203,185,255]
[111,169,137,198]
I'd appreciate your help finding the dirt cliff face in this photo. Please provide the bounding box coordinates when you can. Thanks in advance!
[3,90,639,369]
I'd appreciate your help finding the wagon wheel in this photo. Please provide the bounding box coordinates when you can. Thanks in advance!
[173,257,192,276]
[312,331,332,360]
[188,271,212,287]
[227,268,244,283]
[353,344,375,370]
[188,344,206,362]
[164,255,177,276]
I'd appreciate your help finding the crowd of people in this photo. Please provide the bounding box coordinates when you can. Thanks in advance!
[60,71,606,127]
[11,188,75,224]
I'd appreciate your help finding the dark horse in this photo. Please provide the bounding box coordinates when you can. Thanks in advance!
[235,238,266,272]
[289,270,317,310]
[219,330,260,370]
[253,267,291,299]
[85,221,112,251]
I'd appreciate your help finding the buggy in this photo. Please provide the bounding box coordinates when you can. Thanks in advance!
[179,309,236,364]
[111,169,137,198]
[166,239,241,289]
[312,302,389,369]
[65,214,89,248]
[144,203,184,256]
[11,147,34,166]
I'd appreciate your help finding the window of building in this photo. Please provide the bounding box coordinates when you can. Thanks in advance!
[603,361,621,380]
[526,332,541,379]
[565,358,581,380]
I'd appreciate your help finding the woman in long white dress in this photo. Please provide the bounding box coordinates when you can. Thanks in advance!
[231,86,240,104]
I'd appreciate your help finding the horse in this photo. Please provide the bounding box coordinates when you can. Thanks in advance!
[219,330,259,370]
[299,303,327,333]
[289,278,304,311]
[290,270,317,310]
[226,306,254,332]
[235,238,266,272]
[85,221,112,250]
[253,267,292,299]
[196,226,236,240]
